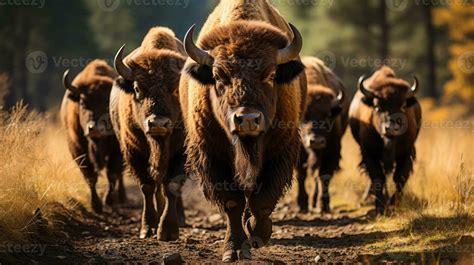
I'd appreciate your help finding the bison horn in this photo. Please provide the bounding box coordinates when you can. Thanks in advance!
[184,24,214,66]
[62,69,78,92]
[331,88,345,108]
[358,75,376,99]
[407,75,419,98]
[277,23,303,65]
[114,44,133,81]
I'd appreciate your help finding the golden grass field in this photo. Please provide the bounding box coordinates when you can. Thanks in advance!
[0,100,473,262]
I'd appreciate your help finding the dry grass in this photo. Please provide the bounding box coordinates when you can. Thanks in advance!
[0,103,107,243]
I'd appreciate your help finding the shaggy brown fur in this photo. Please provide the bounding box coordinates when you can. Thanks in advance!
[296,56,349,213]
[110,27,187,241]
[349,66,422,214]
[60,60,126,214]
[179,1,307,261]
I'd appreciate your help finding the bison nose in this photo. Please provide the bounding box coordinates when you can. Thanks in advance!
[310,135,326,150]
[145,115,172,136]
[85,121,101,138]
[231,108,265,137]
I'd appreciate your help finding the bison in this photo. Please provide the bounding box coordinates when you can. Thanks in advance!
[179,0,307,261]
[349,66,421,214]
[296,57,349,214]
[110,27,187,240]
[60,60,126,213]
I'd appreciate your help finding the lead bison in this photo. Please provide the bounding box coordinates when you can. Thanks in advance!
[60,60,126,213]
[179,0,307,261]
[349,66,422,214]
[110,27,187,240]
[296,57,349,214]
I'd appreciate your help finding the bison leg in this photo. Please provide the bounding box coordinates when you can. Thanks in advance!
[296,162,309,213]
[139,181,159,239]
[317,171,333,213]
[222,193,248,262]
[118,175,127,204]
[177,196,186,227]
[363,155,388,215]
[76,156,102,214]
[157,179,180,241]
[105,151,124,208]
[390,154,413,206]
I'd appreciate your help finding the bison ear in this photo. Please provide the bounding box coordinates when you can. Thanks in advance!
[361,96,374,107]
[275,60,304,85]
[185,63,215,85]
[115,77,134,94]
[406,96,418,108]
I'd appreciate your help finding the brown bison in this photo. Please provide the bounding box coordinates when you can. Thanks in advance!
[179,0,307,261]
[296,57,349,213]
[60,60,126,213]
[110,27,187,240]
[349,66,421,214]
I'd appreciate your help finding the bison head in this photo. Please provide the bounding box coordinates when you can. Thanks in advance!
[301,85,344,151]
[62,62,115,139]
[114,45,186,138]
[358,67,418,141]
[183,21,304,190]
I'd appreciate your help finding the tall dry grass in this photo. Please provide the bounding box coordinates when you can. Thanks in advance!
[0,104,105,243]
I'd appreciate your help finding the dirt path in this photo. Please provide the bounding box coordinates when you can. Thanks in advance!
[8,180,472,264]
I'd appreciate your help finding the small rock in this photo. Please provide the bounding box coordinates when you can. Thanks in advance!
[314,255,321,262]
[162,253,183,265]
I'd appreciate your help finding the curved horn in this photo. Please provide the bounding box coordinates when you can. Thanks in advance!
[407,75,419,98]
[184,24,214,66]
[358,75,376,99]
[277,23,303,65]
[62,69,78,92]
[114,44,133,81]
[331,88,345,108]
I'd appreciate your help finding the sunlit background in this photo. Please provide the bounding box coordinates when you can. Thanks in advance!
[0,0,472,113]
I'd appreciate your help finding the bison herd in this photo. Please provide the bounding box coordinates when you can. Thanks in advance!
[59,1,421,262]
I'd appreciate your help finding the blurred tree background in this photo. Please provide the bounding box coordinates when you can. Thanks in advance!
[0,0,472,112]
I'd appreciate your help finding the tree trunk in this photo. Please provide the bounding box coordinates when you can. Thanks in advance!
[424,5,438,100]
[380,0,390,60]
[7,9,31,107]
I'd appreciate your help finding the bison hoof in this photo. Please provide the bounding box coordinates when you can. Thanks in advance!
[91,201,103,214]
[238,249,251,260]
[105,192,119,208]
[139,227,157,239]
[244,216,272,246]
[320,204,331,214]
[298,206,309,214]
[119,191,127,204]
[222,250,238,262]
[158,226,179,241]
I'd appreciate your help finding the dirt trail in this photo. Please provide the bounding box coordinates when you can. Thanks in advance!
[7,180,472,265]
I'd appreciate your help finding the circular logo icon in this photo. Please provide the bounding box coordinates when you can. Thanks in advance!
[385,0,408,12]
[97,0,120,12]
[458,51,474,74]
[317,50,336,70]
[387,112,408,136]
[168,174,188,197]
[25,51,48,74]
